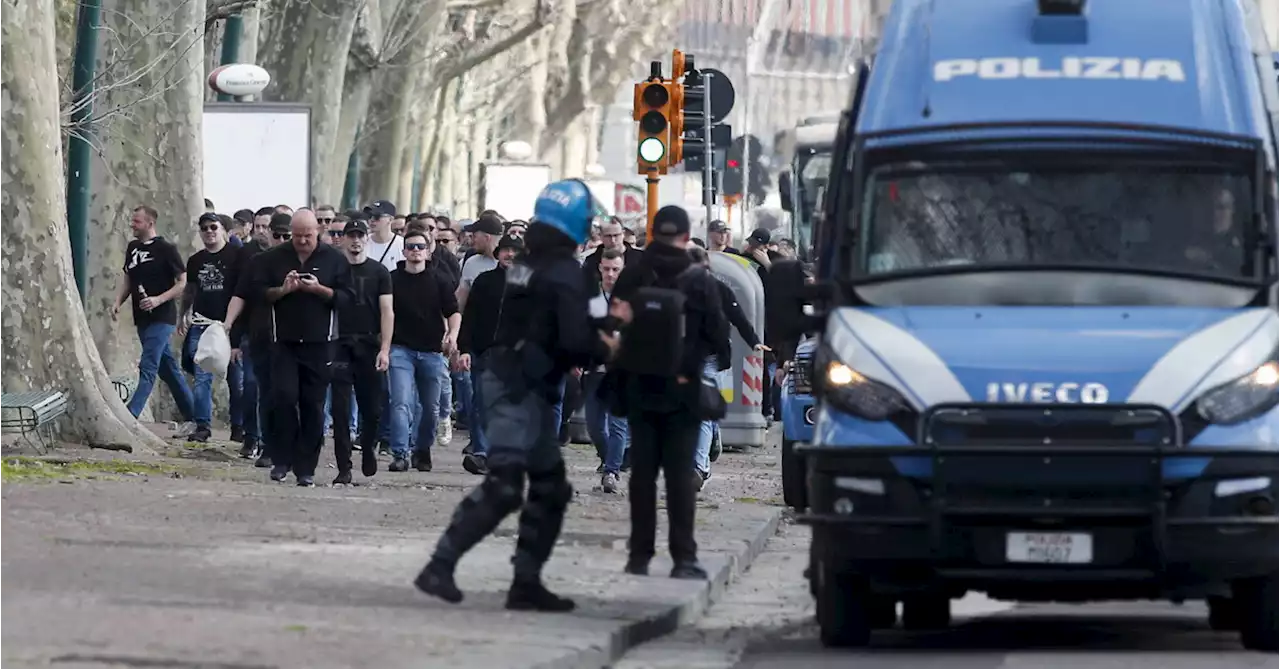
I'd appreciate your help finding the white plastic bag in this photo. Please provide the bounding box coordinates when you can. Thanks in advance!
[194,317,231,376]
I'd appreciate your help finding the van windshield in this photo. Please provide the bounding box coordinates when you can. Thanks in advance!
[860,163,1254,280]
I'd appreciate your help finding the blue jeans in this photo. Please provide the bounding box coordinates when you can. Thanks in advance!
[323,387,358,434]
[182,324,243,427]
[450,370,471,421]
[695,357,721,475]
[128,322,195,420]
[240,343,259,441]
[439,365,453,420]
[584,373,629,474]
[388,346,447,458]
[467,353,490,455]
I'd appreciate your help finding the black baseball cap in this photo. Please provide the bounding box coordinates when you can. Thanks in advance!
[364,200,396,217]
[653,205,691,237]
[343,219,369,235]
[708,219,729,233]
[269,212,293,233]
[197,212,221,226]
[465,213,504,236]
[747,227,771,245]
[497,234,524,252]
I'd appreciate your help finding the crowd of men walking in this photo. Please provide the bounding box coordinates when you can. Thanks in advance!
[115,183,799,612]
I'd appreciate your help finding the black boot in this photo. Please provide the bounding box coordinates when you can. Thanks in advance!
[506,579,575,613]
[414,560,463,604]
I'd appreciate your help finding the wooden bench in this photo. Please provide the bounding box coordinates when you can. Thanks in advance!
[111,376,137,403]
[1,390,69,450]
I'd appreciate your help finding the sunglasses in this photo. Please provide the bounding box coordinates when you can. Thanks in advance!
[327,230,344,237]
[317,217,334,224]
[273,232,292,240]
[405,242,430,251]
[438,238,457,245]
[199,224,220,232]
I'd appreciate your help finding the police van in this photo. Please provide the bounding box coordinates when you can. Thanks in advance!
[796,0,1279,650]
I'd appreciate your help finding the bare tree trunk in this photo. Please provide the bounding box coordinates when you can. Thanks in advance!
[329,62,375,204]
[416,87,443,210]
[2,0,165,453]
[258,0,359,206]
[87,0,206,423]
[518,36,549,153]
[240,5,261,65]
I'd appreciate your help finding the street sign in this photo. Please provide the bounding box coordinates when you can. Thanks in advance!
[701,68,735,125]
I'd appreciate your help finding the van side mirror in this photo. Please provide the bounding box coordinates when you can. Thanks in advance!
[778,171,793,212]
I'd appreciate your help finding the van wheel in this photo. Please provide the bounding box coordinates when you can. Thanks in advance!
[1235,574,1279,651]
[815,560,872,647]
[902,594,951,630]
[781,439,807,511]
[1207,596,1238,631]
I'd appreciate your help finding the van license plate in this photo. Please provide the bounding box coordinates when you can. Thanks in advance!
[1006,532,1092,564]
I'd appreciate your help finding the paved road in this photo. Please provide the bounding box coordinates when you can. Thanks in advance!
[1,428,787,669]
[616,521,1277,669]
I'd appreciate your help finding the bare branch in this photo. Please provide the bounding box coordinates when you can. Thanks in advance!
[204,0,259,33]
[434,0,551,81]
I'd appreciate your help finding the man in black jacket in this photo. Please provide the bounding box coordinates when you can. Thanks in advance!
[581,217,643,293]
[610,205,728,581]
[246,209,353,486]
[457,233,523,475]
[226,213,294,465]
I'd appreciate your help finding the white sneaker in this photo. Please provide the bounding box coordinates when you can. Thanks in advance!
[436,421,453,446]
[601,472,620,494]
[171,421,196,439]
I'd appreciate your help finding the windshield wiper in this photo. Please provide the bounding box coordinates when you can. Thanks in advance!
[847,261,1269,289]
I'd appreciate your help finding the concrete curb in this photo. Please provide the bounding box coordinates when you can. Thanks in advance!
[534,507,786,669]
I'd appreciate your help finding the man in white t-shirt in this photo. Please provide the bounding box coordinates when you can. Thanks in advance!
[455,213,504,310]
[364,200,405,271]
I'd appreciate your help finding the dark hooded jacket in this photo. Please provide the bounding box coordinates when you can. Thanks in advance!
[611,241,728,412]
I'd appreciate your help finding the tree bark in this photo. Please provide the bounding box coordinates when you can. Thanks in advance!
[85,0,206,424]
[257,0,359,206]
[2,0,165,453]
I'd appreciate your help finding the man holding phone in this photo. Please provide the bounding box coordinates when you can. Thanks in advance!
[247,209,353,486]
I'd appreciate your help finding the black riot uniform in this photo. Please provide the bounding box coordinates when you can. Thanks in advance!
[415,182,609,613]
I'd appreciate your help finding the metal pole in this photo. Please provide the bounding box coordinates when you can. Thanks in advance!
[702,71,714,229]
[216,14,243,102]
[66,0,101,303]
[645,167,660,244]
[741,62,752,224]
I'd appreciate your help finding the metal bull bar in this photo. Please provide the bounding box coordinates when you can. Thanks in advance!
[795,403,1279,571]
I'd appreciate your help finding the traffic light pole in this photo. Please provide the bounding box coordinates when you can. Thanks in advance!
[701,72,715,229]
[645,167,660,244]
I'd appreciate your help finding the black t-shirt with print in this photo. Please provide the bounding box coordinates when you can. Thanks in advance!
[339,259,393,337]
[185,244,249,322]
[123,236,185,326]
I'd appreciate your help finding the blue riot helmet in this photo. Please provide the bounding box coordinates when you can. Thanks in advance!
[530,179,607,245]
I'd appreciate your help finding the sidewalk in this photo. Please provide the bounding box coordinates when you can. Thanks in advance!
[1,428,785,669]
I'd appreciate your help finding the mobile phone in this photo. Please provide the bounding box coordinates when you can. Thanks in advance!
[297,273,317,282]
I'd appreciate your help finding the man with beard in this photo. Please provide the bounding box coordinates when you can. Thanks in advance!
[330,214,394,484]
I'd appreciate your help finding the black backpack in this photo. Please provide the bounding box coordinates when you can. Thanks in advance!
[614,265,705,377]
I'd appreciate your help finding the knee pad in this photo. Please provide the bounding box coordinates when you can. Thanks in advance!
[528,462,573,510]
[481,465,526,514]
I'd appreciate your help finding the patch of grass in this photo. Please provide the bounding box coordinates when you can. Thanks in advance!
[1,456,173,482]
[734,495,786,506]
[283,624,308,633]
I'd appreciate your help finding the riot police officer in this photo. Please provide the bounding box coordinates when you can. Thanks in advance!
[415,180,614,612]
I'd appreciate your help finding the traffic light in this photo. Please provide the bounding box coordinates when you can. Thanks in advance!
[633,64,676,175]
[722,135,769,204]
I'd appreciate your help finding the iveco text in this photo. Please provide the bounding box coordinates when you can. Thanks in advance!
[933,57,1187,82]
[984,382,1109,403]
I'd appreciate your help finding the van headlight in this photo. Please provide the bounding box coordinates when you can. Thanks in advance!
[818,359,908,421]
[1195,357,1279,425]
